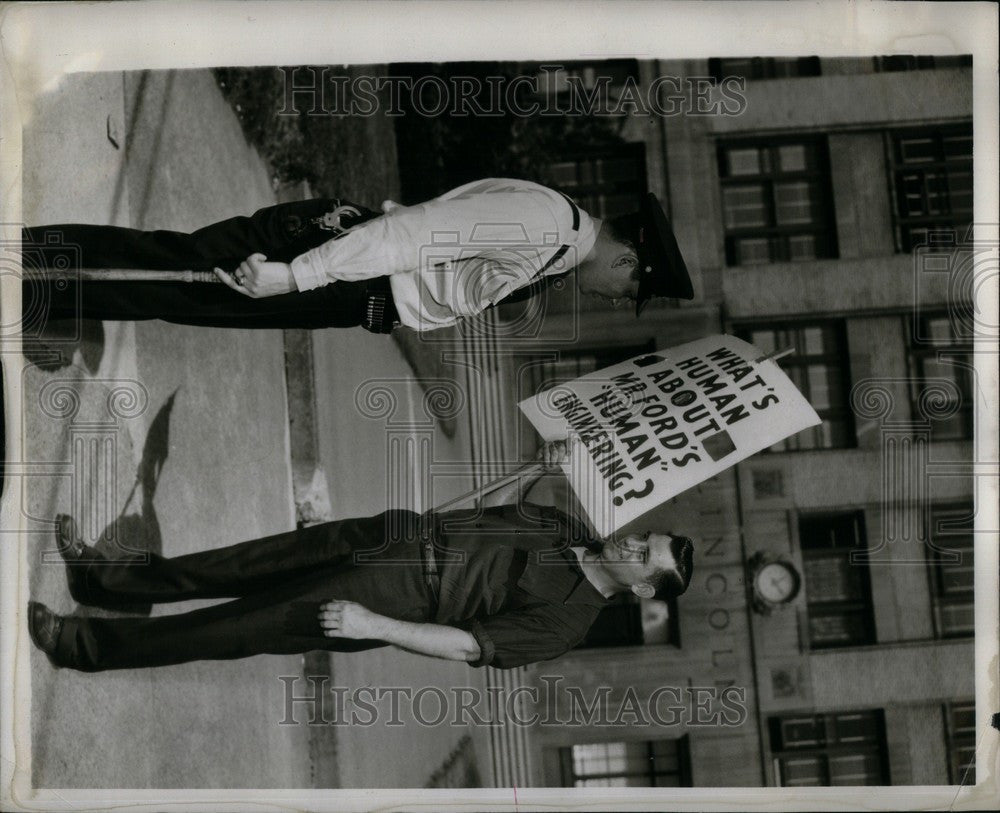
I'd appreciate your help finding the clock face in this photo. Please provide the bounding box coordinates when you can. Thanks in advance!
[754,561,800,604]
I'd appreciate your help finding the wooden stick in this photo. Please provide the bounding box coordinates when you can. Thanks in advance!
[29,268,221,283]
[432,462,544,513]
[752,346,795,365]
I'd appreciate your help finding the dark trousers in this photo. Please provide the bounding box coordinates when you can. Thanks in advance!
[56,510,434,671]
[21,198,384,329]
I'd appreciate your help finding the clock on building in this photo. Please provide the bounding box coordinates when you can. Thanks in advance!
[747,553,801,614]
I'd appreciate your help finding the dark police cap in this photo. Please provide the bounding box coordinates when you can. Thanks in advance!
[611,193,694,315]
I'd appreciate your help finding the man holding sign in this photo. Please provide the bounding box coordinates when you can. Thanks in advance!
[28,440,694,672]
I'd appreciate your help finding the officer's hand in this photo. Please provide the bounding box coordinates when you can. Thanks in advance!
[536,437,577,471]
[214,254,297,298]
[318,600,383,639]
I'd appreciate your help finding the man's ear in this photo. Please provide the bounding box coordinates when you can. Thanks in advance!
[631,582,656,600]
[612,252,638,269]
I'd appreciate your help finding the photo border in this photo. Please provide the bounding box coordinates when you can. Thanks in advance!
[1,1,996,810]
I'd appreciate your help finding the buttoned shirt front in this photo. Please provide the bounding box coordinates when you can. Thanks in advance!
[429,502,609,669]
[288,178,597,331]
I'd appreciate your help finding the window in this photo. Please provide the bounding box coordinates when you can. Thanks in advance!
[546,142,648,219]
[927,503,975,638]
[800,512,875,649]
[709,56,821,81]
[717,137,837,266]
[577,592,680,649]
[560,738,692,787]
[874,55,972,72]
[533,60,640,97]
[770,710,889,786]
[518,342,654,454]
[888,124,973,252]
[738,321,854,450]
[520,341,656,407]
[908,313,974,440]
[944,702,976,784]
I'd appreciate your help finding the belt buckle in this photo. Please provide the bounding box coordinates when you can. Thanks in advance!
[420,536,440,602]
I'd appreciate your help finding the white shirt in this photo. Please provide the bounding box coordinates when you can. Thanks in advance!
[289,178,597,331]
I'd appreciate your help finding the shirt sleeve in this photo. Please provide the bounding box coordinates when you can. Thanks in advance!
[462,602,593,670]
[288,188,562,292]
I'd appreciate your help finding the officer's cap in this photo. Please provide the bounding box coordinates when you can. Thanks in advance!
[611,194,694,315]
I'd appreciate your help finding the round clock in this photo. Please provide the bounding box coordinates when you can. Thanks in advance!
[752,560,801,605]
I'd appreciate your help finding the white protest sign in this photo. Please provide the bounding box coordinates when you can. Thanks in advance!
[518,334,821,536]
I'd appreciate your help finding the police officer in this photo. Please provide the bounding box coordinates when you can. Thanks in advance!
[22,178,694,333]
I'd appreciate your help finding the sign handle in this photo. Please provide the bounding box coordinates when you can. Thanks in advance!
[432,462,545,513]
[752,346,795,365]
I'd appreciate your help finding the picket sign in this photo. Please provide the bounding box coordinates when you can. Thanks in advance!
[518,334,821,536]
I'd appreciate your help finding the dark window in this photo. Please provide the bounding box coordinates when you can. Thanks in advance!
[559,737,692,787]
[908,313,974,440]
[927,503,975,639]
[533,60,640,96]
[546,142,648,220]
[887,124,973,252]
[738,321,854,450]
[718,137,837,266]
[518,340,654,468]
[520,341,655,407]
[874,55,972,72]
[944,702,976,784]
[709,56,821,81]
[517,341,681,648]
[578,592,680,649]
[800,512,875,649]
[769,710,890,786]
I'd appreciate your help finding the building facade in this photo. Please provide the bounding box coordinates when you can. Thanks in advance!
[486,56,976,788]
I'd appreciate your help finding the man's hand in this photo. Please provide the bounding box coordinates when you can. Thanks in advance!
[318,600,384,639]
[536,437,577,472]
[214,253,296,298]
[319,600,481,662]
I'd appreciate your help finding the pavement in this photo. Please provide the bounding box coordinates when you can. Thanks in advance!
[310,325,492,789]
[21,69,307,789]
[16,68,492,791]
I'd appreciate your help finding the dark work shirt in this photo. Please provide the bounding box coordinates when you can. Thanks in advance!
[429,502,609,669]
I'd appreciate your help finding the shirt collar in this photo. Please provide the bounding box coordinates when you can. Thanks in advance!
[517,545,610,608]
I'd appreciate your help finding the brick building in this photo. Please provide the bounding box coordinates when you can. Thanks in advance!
[477,56,976,788]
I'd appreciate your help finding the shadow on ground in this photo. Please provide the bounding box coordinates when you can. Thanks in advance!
[23,317,106,373]
[81,390,176,616]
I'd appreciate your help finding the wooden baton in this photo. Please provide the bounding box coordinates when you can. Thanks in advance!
[30,268,222,283]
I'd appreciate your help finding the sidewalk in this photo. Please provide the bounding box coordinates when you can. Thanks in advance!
[19,67,493,791]
[309,325,493,788]
[21,69,309,788]
[281,107,495,787]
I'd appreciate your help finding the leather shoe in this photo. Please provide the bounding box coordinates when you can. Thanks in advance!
[56,514,99,562]
[55,514,101,604]
[27,601,65,667]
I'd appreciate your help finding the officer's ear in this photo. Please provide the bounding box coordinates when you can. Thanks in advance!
[631,582,656,600]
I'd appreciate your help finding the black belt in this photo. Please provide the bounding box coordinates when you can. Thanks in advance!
[560,191,581,231]
[362,276,400,334]
[537,192,581,275]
